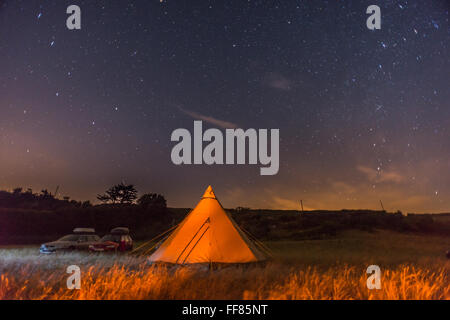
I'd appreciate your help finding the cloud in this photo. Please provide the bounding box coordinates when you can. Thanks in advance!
[389,195,431,209]
[262,73,293,91]
[178,107,238,129]
[330,181,357,194]
[357,165,404,183]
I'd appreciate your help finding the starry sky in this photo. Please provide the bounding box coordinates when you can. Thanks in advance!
[0,0,448,213]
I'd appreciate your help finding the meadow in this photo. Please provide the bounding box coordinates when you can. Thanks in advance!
[0,230,448,300]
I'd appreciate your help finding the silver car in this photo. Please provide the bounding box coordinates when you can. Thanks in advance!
[40,228,100,254]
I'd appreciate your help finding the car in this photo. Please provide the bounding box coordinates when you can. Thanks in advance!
[40,228,100,254]
[89,227,133,253]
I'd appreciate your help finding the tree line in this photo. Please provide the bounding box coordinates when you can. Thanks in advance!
[0,183,171,244]
[96,182,166,209]
[0,184,166,211]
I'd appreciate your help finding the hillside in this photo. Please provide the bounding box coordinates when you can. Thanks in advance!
[1,204,449,245]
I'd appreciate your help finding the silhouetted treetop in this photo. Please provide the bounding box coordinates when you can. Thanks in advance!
[138,193,167,209]
[0,188,83,210]
[97,183,138,204]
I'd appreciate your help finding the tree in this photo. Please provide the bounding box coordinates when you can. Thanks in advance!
[137,193,167,209]
[97,193,111,204]
[81,200,92,208]
[40,189,54,199]
[97,183,138,204]
[13,187,23,195]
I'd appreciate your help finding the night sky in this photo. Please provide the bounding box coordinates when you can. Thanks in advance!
[0,1,448,212]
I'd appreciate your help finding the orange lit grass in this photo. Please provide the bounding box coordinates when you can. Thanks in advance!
[1,261,448,300]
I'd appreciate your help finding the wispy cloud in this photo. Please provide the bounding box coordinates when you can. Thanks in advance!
[178,107,238,129]
[331,181,357,194]
[262,72,293,91]
[357,165,404,183]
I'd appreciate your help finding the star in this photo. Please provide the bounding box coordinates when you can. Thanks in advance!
[0,1,447,212]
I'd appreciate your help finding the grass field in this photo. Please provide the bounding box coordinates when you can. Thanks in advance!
[268,230,450,266]
[0,230,449,300]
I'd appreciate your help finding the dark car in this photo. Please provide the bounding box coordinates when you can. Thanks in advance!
[89,227,133,253]
[40,228,100,254]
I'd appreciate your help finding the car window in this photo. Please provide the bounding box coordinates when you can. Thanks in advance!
[101,234,120,242]
[100,234,113,241]
[57,234,80,241]
[78,235,89,242]
[88,235,99,241]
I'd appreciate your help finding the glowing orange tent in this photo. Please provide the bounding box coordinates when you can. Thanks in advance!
[148,186,268,264]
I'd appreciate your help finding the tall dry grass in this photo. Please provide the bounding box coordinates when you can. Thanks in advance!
[0,248,448,300]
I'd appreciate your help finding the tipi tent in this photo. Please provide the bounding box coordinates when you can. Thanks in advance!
[148,186,268,264]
